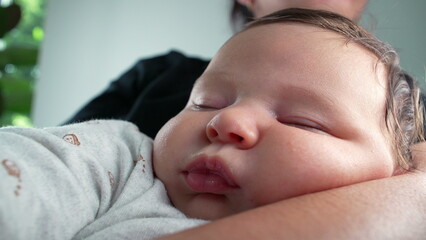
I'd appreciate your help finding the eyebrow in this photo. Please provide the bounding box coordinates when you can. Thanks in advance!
[192,73,236,93]
[279,85,338,111]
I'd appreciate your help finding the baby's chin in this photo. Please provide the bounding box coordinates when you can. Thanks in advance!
[178,194,247,220]
[184,209,234,221]
[185,210,229,221]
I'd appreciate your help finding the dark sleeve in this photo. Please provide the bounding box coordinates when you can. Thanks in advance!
[64,51,209,138]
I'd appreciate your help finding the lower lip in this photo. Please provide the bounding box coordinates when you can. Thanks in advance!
[184,171,238,194]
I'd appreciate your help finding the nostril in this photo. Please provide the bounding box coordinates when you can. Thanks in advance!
[208,128,219,138]
[229,133,244,142]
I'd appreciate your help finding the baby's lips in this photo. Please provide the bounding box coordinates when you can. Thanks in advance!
[183,155,240,194]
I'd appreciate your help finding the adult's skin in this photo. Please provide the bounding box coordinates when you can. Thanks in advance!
[156,1,426,239]
[236,0,368,20]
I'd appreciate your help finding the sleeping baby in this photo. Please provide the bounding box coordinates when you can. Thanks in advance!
[0,8,423,240]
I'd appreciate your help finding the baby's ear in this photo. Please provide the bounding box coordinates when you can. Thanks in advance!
[410,142,426,172]
[392,166,407,176]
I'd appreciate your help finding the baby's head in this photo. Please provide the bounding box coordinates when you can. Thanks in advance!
[153,8,424,220]
[244,8,425,171]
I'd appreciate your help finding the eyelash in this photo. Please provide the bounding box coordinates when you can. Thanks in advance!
[279,118,327,134]
[191,102,220,111]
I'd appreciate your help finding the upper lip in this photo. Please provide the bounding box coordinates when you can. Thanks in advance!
[183,154,240,189]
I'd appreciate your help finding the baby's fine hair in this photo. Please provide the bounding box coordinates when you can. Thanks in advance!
[244,8,425,170]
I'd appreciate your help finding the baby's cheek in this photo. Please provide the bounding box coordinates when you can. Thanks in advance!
[251,148,358,205]
[296,150,393,195]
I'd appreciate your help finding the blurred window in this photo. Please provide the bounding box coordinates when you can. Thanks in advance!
[0,0,46,126]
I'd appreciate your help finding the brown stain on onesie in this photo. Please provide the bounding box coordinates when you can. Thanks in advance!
[2,159,22,196]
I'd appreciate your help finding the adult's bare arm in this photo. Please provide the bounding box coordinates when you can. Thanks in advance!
[158,142,426,240]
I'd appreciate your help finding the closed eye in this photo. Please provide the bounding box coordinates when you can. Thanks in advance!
[279,118,329,135]
[190,97,228,111]
[287,123,323,133]
[190,93,230,111]
[191,102,219,111]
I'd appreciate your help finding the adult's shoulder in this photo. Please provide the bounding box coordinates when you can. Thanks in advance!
[134,50,210,70]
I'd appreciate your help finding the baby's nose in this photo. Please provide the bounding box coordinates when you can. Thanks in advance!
[206,107,259,149]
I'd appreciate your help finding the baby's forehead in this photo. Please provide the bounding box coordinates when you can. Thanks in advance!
[237,22,382,62]
[198,21,389,117]
[213,22,386,82]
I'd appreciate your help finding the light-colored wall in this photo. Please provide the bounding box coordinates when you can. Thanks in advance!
[361,0,426,86]
[32,0,426,127]
[32,0,233,127]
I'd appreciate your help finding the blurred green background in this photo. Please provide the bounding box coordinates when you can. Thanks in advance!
[0,0,46,127]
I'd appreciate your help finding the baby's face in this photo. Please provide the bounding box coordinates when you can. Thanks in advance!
[153,23,394,220]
